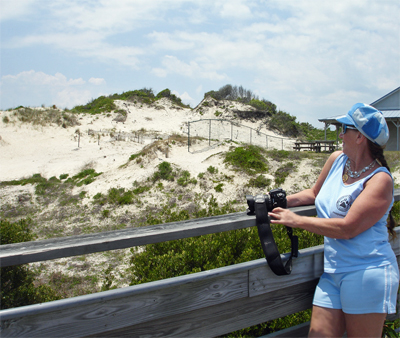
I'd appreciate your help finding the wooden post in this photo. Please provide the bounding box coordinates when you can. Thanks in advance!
[209,119,211,146]
[187,122,190,152]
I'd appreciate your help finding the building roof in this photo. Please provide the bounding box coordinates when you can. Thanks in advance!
[319,87,400,125]
[370,86,400,109]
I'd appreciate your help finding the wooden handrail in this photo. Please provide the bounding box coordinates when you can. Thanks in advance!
[0,189,399,337]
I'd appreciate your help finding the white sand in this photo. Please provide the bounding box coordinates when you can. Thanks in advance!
[1,98,398,197]
[0,98,298,196]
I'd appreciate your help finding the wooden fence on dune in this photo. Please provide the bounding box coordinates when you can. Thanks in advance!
[1,189,399,337]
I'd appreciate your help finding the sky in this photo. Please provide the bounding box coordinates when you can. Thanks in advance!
[1,0,399,127]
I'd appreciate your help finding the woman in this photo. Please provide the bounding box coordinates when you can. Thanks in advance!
[269,103,399,338]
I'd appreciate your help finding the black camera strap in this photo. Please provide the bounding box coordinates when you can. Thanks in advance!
[248,195,298,276]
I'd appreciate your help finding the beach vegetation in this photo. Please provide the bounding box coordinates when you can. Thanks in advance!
[152,161,175,182]
[274,161,296,186]
[156,88,190,108]
[248,174,271,189]
[224,145,268,175]
[214,183,224,192]
[4,107,80,127]
[0,218,59,309]
[177,170,197,187]
[207,165,218,174]
[72,96,116,115]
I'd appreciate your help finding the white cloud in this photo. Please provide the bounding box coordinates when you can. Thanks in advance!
[89,77,106,85]
[2,70,85,86]
[153,55,227,81]
[0,0,36,21]
[151,68,168,78]
[1,70,106,109]
[148,32,195,51]
[216,0,252,19]
[56,88,92,109]
[172,90,193,104]
[196,85,203,96]
[1,0,399,124]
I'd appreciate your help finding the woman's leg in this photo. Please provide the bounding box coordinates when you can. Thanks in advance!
[344,312,386,338]
[308,305,346,337]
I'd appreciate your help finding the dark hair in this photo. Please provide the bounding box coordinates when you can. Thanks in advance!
[367,140,397,238]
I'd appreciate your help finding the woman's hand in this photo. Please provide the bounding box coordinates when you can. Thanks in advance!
[268,207,301,228]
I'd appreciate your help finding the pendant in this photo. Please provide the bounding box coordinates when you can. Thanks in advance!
[342,173,349,183]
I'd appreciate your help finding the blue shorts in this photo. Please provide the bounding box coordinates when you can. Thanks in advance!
[313,264,399,314]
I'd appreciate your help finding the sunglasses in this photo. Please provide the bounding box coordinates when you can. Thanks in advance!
[341,124,358,134]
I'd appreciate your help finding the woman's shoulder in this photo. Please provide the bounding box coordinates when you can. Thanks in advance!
[368,167,393,186]
[330,150,343,160]
[325,151,344,167]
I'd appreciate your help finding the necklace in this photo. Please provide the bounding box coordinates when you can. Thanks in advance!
[342,159,376,183]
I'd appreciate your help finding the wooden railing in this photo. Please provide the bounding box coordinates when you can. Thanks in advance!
[1,189,399,337]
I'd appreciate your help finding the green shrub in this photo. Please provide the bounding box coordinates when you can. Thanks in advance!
[248,175,271,189]
[224,145,268,175]
[0,173,46,187]
[72,96,116,115]
[215,183,224,192]
[177,170,197,187]
[35,176,61,196]
[132,185,151,194]
[268,111,301,137]
[152,161,174,182]
[274,162,296,186]
[72,169,102,186]
[129,227,263,284]
[93,192,103,200]
[109,88,155,104]
[129,153,141,161]
[267,149,290,162]
[0,219,59,309]
[107,188,134,205]
[248,99,277,114]
[156,89,189,108]
[207,166,218,174]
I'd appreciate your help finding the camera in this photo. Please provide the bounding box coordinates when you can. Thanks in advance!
[246,188,287,215]
[246,187,297,276]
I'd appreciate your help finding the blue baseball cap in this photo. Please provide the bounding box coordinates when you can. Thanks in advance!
[336,103,389,146]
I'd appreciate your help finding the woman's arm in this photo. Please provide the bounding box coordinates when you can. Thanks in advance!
[287,151,342,207]
[269,171,393,239]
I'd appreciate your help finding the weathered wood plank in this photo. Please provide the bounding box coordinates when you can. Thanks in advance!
[0,204,318,267]
[85,280,319,338]
[0,270,248,337]
[250,245,324,297]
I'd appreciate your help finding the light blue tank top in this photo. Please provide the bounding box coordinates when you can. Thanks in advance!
[315,153,396,273]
